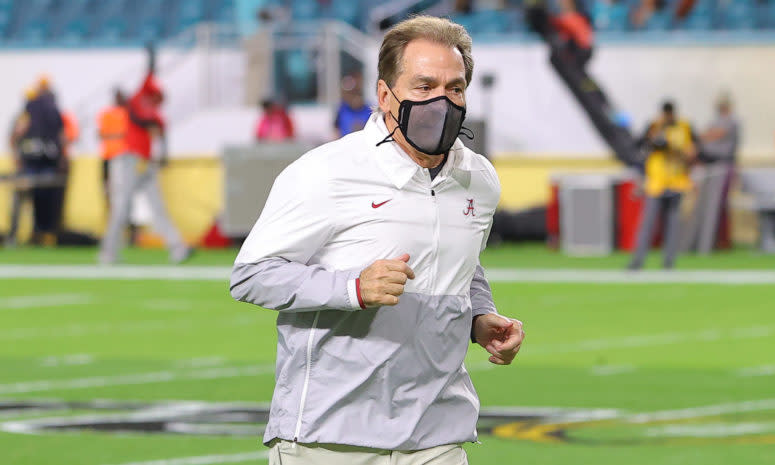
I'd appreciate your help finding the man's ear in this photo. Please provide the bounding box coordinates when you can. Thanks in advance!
[377,79,391,114]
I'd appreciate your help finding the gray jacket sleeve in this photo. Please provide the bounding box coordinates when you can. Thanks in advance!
[470,263,497,318]
[230,258,360,312]
[230,154,361,313]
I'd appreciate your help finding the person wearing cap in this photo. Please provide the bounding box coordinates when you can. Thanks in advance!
[9,79,66,246]
[231,16,524,464]
[98,45,191,264]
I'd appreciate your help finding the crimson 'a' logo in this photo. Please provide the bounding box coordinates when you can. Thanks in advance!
[463,199,475,216]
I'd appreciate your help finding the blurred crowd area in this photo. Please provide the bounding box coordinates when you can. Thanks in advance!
[0,0,775,47]
[0,0,774,263]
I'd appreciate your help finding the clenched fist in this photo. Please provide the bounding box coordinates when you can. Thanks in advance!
[358,253,415,307]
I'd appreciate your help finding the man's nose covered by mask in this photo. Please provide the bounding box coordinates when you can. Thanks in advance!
[377,88,473,155]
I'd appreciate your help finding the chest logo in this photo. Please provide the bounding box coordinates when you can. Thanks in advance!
[463,199,476,216]
[372,199,391,209]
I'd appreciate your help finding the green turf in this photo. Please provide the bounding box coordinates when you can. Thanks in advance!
[1,248,774,464]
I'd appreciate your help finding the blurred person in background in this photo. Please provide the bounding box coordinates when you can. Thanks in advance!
[333,72,372,138]
[99,45,191,265]
[61,110,80,157]
[255,98,295,141]
[9,78,67,246]
[97,88,141,246]
[700,92,739,165]
[697,92,740,248]
[629,100,696,270]
[552,0,594,68]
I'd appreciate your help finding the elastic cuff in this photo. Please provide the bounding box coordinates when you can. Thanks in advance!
[346,278,363,310]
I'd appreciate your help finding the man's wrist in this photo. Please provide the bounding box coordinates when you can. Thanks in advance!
[345,269,365,310]
[471,314,482,343]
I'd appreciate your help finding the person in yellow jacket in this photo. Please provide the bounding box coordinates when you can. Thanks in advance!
[629,101,696,270]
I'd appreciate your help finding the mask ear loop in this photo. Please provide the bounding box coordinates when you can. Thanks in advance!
[376,90,403,147]
[376,111,402,147]
[459,126,475,140]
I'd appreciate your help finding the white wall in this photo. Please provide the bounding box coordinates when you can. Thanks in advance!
[1,42,773,159]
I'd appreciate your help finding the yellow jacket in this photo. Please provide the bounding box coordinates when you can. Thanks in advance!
[644,119,695,196]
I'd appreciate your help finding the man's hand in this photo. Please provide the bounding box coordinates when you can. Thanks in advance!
[473,314,525,365]
[359,253,415,307]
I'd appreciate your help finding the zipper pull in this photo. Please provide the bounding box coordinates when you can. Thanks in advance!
[431,189,436,197]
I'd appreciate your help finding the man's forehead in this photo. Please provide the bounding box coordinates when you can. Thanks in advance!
[400,39,465,74]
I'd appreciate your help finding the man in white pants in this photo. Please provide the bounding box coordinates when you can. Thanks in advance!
[231,16,524,464]
[99,46,190,265]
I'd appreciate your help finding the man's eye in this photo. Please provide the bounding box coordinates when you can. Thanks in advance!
[452,87,463,94]
[418,85,430,91]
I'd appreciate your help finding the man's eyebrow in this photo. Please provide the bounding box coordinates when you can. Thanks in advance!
[409,75,467,87]
[410,75,437,85]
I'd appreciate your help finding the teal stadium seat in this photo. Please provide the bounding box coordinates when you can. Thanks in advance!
[291,0,320,21]
[593,2,628,32]
[678,0,714,31]
[718,0,755,30]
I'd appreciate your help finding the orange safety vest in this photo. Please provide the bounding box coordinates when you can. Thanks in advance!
[98,106,129,160]
[62,111,80,143]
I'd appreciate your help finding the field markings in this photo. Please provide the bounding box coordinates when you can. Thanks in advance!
[627,398,775,424]
[0,293,93,309]
[105,451,269,465]
[485,269,775,285]
[737,365,775,377]
[0,364,276,395]
[40,354,94,367]
[528,325,773,355]
[3,265,775,284]
[645,422,775,438]
[590,364,636,376]
[0,314,258,341]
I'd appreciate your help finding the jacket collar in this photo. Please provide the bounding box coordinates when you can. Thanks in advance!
[364,113,485,190]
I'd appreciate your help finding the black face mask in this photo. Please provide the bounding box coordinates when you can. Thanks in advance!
[377,88,473,155]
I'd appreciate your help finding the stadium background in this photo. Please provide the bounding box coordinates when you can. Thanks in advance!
[1,1,775,464]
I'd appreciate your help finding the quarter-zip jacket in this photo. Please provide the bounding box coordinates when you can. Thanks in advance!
[230,113,501,450]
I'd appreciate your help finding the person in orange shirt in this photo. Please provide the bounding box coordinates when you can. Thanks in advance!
[98,45,191,265]
[98,89,129,181]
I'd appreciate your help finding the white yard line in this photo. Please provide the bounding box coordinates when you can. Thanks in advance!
[737,365,775,377]
[627,399,775,424]
[590,364,636,376]
[2,265,775,284]
[40,354,94,367]
[105,451,269,465]
[0,293,93,309]
[485,269,775,284]
[0,364,275,395]
[0,265,231,281]
[0,314,257,341]
[528,325,772,355]
[645,422,775,438]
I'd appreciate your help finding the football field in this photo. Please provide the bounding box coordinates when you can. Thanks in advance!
[1,245,773,464]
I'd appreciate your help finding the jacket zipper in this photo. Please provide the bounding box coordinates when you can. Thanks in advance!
[430,187,440,294]
[293,310,320,441]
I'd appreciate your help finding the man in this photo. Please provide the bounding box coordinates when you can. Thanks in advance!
[99,45,190,264]
[10,81,67,246]
[255,98,295,142]
[334,72,372,137]
[98,89,129,185]
[629,100,696,270]
[231,16,524,464]
[689,93,740,252]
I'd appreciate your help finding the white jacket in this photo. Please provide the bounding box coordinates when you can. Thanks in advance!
[231,113,501,450]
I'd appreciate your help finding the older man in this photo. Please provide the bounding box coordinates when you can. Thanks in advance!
[231,16,524,464]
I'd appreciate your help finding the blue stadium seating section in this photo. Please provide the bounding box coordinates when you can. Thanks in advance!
[0,0,774,47]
